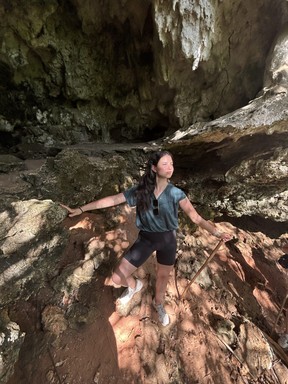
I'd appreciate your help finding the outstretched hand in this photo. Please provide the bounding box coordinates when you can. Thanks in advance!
[60,203,83,217]
[218,232,233,242]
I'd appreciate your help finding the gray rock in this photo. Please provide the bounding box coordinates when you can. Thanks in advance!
[22,148,131,205]
[0,313,25,384]
[234,321,274,378]
[278,333,288,350]
[0,199,68,305]
[0,155,25,173]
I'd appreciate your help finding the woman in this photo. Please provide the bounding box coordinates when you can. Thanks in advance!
[62,151,232,326]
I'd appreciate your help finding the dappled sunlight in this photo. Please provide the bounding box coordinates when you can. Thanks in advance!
[3,208,288,383]
[168,229,279,380]
[68,216,95,230]
[111,316,142,375]
[253,287,280,326]
[2,195,287,383]
[175,285,237,381]
[2,199,59,254]
[59,208,138,308]
[0,210,12,237]
[0,200,66,294]
[112,316,139,344]
[234,321,274,377]
[0,257,34,287]
[171,220,288,376]
[227,256,246,281]
[108,310,122,327]
[178,317,197,333]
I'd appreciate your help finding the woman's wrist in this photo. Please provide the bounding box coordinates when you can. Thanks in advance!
[78,206,84,213]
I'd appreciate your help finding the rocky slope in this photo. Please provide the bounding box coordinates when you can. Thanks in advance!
[0,150,287,384]
[0,1,288,383]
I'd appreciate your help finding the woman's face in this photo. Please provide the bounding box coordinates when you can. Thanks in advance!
[153,154,174,179]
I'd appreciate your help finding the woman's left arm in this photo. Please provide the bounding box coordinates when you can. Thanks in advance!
[179,197,232,242]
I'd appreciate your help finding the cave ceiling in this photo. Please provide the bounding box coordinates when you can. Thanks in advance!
[0,0,285,142]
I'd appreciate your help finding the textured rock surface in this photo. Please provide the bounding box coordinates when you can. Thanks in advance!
[0,0,287,144]
[1,207,287,384]
[0,155,287,383]
[164,24,288,222]
[0,1,288,383]
[0,0,287,223]
[165,92,288,221]
[0,199,68,305]
[0,199,67,381]
[0,315,25,384]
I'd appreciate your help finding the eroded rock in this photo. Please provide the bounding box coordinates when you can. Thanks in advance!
[41,305,68,335]
[0,311,25,384]
[0,155,25,173]
[22,148,131,205]
[0,199,68,305]
[235,321,274,379]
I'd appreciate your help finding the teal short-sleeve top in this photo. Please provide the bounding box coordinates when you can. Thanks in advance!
[123,183,186,232]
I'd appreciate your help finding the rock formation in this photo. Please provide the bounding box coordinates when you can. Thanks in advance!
[0,0,286,143]
[0,1,288,383]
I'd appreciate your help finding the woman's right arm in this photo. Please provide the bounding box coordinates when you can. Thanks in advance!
[61,192,126,217]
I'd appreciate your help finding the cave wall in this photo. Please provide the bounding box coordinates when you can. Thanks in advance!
[0,0,287,147]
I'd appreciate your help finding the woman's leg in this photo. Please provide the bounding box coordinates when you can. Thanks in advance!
[112,232,154,289]
[155,263,174,304]
[112,258,145,306]
[112,258,138,288]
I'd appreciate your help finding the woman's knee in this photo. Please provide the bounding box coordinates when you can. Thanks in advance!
[111,271,122,286]
[111,259,136,286]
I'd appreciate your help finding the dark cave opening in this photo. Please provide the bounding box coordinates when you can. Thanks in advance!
[216,214,288,239]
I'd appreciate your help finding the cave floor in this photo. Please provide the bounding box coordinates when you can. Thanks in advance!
[6,212,288,384]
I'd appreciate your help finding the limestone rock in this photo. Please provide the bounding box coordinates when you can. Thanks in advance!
[41,305,68,335]
[0,0,286,143]
[22,148,130,205]
[213,318,237,346]
[278,333,288,350]
[0,155,25,173]
[0,116,14,133]
[0,199,68,305]
[234,321,273,379]
[0,311,25,384]
[264,24,288,95]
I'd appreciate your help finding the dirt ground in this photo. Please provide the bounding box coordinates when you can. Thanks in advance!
[5,208,288,384]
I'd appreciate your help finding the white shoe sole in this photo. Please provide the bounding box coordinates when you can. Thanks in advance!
[153,300,170,326]
[118,279,143,305]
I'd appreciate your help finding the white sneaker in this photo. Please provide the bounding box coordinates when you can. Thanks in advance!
[153,300,170,326]
[118,279,143,305]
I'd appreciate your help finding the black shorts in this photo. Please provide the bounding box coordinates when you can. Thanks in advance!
[124,230,177,267]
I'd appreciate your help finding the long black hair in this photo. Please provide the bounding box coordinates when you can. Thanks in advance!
[135,151,172,212]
